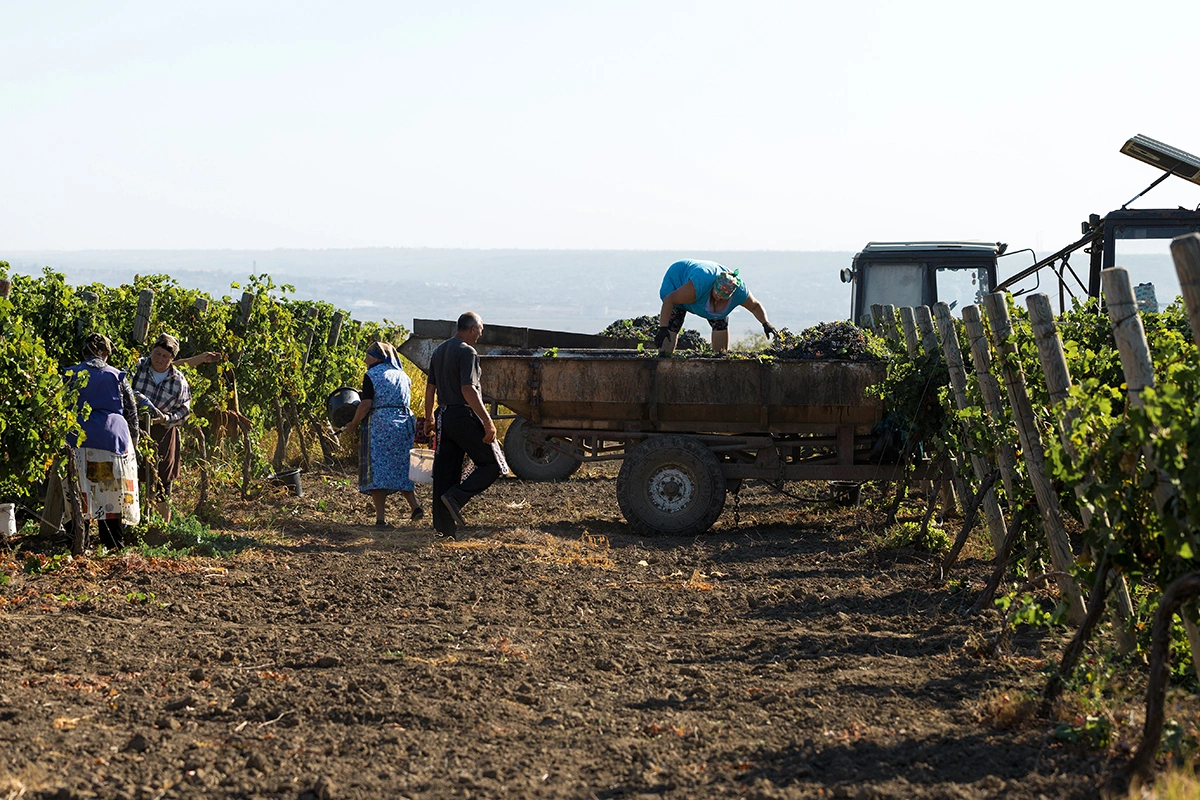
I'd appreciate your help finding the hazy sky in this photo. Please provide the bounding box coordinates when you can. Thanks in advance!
[3,0,1198,253]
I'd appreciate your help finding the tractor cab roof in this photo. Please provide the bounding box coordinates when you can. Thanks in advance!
[857,241,1003,259]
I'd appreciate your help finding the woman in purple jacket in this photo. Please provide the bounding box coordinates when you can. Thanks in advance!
[66,333,141,549]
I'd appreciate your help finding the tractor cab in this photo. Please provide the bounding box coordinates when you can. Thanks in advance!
[841,241,1003,327]
[996,134,1200,312]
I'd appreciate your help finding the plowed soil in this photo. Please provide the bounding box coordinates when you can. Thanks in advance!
[0,465,1107,799]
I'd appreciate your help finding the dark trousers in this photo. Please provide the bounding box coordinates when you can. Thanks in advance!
[432,406,501,535]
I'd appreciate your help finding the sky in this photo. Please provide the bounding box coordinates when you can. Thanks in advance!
[2,0,1199,254]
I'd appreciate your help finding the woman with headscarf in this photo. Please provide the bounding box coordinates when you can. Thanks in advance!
[343,341,424,528]
[66,333,141,548]
[130,333,223,523]
[654,259,778,353]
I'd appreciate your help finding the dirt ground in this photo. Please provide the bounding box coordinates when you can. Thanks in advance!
[0,464,1112,799]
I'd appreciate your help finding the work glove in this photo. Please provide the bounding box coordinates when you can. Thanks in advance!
[762,321,779,341]
[653,327,670,349]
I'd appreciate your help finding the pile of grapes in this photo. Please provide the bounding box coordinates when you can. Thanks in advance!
[599,316,709,351]
[770,321,888,362]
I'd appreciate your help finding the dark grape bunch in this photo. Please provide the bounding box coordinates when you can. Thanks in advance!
[599,316,709,351]
[770,320,887,362]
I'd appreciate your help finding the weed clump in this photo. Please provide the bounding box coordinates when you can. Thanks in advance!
[884,520,951,553]
[133,513,258,558]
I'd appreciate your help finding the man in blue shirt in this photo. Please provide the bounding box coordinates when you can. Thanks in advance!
[654,259,778,353]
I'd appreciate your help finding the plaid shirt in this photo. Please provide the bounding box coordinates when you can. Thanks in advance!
[130,357,192,428]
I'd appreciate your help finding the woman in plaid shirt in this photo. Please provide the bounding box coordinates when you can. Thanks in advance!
[131,334,222,522]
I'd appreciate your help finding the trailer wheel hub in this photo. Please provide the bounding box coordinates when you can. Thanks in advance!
[648,468,694,513]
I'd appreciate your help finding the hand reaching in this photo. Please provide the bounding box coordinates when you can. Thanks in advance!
[762,321,779,341]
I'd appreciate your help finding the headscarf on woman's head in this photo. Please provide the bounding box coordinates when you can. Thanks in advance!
[366,341,403,370]
[712,269,743,301]
[82,332,113,362]
[153,333,181,358]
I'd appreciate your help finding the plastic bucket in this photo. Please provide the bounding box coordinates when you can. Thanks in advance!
[274,468,303,497]
[327,387,362,429]
[0,503,15,538]
[409,449,434,485]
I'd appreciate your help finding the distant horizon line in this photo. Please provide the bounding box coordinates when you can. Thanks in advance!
[5,246,863,255]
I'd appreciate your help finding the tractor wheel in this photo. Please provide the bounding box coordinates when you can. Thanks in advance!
[616,435,726,536]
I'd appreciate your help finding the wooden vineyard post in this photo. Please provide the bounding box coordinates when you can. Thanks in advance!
[0,278,10,299]
[1102,270,1182,544]
[238,291,255,327]
[132,289,155,344]
[913,305,940,356]
[961,306,1020,501]
[934,302,1007,552]
[288,398,312,472]
[982,292,1085,624]
[1027,293,1137,654]
[301,306,320,368]
[190,422,210,514]
[240,424,253,501]
[327,311,344,350]
[914,305,960,513]
[880,307,927,523]
[62,446,88,556]
[1102,267,1200,680]
[1172,233,1200,340]
[898,307,919,358]
[77,291,98,338]
[272,398,289,473]
[869,304,885,334]
[878,305,900,344]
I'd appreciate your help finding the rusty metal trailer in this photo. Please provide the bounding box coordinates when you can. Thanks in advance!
[403,323,925,535]
[480,354,921,536]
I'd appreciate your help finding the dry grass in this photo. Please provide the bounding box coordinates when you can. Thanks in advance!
[976,688,1041,731]
[1128,768,1200,799]
[0,765,51,799]
[440,528,615,570]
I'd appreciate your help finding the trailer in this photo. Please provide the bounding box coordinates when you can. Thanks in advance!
[403,323,932,535]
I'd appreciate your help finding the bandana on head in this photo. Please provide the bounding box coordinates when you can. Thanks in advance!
[83,332,113,361]
[366,341,403,370]
[712,269,742,301]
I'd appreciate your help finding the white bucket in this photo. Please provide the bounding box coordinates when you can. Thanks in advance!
[409,449,435,485]
[0,503,15,538]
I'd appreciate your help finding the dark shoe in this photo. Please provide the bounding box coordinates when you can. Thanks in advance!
[374,520,393,530]
[440,494,466,528]
[410,506,425,521]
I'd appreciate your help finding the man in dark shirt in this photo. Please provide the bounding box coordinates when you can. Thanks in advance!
[423,312,500,538]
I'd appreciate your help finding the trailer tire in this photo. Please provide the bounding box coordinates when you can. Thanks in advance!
[617,435,726,536]
[503,418,582,481]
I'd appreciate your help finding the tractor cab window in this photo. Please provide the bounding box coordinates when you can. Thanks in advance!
[1112,230,1193,311]
[936,266,989,312]
[861,262,923,321]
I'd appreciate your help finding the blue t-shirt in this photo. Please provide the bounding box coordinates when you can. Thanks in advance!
[659,259,750,320]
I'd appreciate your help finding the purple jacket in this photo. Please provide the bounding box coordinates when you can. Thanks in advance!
[68,358,139,454]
